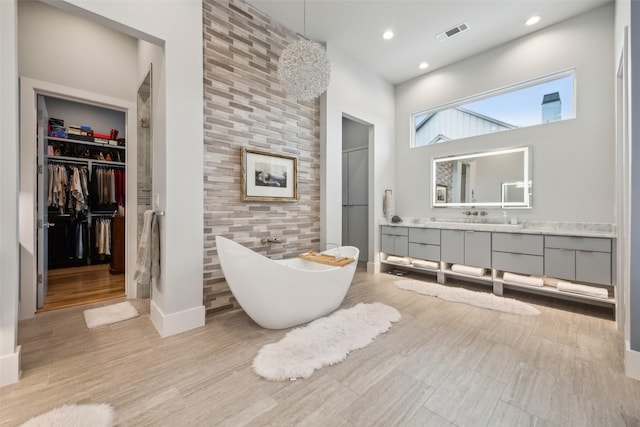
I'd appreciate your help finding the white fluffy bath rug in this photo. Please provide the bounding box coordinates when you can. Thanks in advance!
[395,280,540,316]
[83,301,139,329]
[253,302,401,381]
[20,403,114,427]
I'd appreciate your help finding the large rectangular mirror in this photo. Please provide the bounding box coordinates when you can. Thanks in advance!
[432,146,531,208]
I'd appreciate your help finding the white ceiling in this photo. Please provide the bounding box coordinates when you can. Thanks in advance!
[245,0,612,85]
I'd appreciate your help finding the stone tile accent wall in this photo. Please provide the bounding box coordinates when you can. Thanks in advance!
[203,0,321,313]
[436,161,453,203]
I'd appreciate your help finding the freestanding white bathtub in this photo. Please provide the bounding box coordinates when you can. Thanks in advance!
[215,236,359,329]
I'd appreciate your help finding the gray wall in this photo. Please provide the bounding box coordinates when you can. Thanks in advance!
[630,0,639,352]
[342,117,369,151]
[44,97,126,136]
[394,5,614,222]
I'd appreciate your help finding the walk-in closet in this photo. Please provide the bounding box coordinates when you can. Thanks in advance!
[38,95,127,311]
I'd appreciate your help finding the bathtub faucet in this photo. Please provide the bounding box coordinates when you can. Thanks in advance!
[261,237,284,244]
[326,243,344,261]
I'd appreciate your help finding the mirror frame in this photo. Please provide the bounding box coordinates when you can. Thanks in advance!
[431,146,532,208]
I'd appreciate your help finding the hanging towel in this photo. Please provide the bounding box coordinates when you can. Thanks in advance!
[133,210,160,285]
[557,281,608,299]
[503,272,544,287]
[451,264,487,277]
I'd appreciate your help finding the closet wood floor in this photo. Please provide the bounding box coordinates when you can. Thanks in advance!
[3,270,639,426]
[40,264,125,312]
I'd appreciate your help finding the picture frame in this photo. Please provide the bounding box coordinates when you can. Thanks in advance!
[241,147,298,202]
[435,184,447,203]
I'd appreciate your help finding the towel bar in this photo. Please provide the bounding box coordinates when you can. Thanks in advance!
[154,210,165,216]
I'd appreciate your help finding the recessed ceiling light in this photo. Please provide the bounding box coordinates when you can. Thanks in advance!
[525,15,541,26]
[382,30,394,40]
[419,62,429,70]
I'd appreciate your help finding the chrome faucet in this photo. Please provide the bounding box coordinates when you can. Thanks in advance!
[261,237,284,244]
[326,243,343,260]
[462,210,487,216]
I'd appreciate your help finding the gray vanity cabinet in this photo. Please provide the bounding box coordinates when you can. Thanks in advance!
[544,236,612,285]
[381,226,408,256]
[492,233,544,275]
[441,230,491,268]
[408,228,440,261]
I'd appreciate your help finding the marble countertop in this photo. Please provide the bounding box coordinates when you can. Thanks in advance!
[380,218,616,238]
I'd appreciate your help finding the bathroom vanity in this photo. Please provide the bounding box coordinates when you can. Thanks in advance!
[380,221,616,308]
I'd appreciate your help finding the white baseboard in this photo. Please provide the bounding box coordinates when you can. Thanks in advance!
[0,345,21,387]
[367,261,380,274]
[150,301,205,338]
[625,340,640,380]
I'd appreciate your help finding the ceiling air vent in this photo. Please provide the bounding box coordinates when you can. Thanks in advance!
[436,22,469,42]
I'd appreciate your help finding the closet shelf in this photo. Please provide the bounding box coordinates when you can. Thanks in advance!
[47,135,125,150]
[46,155,125,167]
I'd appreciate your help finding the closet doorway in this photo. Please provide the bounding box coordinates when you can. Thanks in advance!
[18,77,137,320]
[36,94,127,312]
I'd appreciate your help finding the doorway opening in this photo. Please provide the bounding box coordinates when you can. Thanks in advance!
[36,94,127,312]
[341,115,372,265]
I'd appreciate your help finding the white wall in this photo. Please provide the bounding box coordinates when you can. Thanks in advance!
[17,1,138,319]
[323,46,395,266]
[0,0,21,387]
[53,0,205,336]
[395,4,615,223]
[18,1,137,102]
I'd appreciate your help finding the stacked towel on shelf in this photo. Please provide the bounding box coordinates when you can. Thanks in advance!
[451,264,487,277]
[557,281,609,299]
[532,275,559,287]
[412,260,439,270]
[503,272,544,287]
[386,256,411,265]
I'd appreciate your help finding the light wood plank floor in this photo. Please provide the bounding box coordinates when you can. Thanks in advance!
[41,264,125,312]
[2,269,639,426]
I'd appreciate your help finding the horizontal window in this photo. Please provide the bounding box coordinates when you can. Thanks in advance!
[412,69,575,147]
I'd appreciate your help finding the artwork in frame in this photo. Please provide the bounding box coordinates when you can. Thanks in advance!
[435,184,447,203]
[241,147,298,202]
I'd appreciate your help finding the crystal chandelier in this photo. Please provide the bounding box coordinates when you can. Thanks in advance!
[277,1,331,100]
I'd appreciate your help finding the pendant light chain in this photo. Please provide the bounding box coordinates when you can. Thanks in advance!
[277,0,332,100]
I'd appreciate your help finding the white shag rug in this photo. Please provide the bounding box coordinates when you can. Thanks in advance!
[83,301,139,329]
[253,302,401,381]
[396,280,540,316]
[20,403,114,427]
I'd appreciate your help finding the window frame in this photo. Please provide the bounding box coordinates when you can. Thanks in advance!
[410,68,576,148]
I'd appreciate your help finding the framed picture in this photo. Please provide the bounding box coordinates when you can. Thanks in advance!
[436,184,447,203]
[241,147,298,202]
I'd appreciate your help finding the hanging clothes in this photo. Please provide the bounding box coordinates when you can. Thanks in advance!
[47,212,88,268]
[93,217,112,260]
[90,165,125,210]
[48,163,89,214]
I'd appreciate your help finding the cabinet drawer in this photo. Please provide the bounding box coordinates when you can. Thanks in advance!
[576,251,611,285]
[492,233,543,256]
[409,228,440,245]
[544,248,576,281]
[381,226,408,236]
[545,236,611,253]
[492,252,543,276]
[409,243,440,261]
